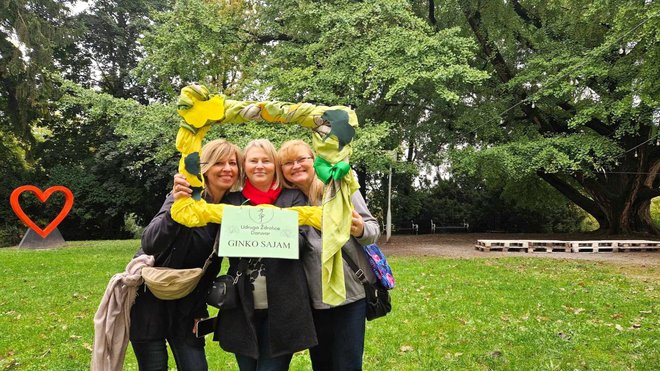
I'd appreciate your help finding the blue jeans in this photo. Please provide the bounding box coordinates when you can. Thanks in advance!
[309,299,366,371]
[234,310,293,371]
[132,337,208,371]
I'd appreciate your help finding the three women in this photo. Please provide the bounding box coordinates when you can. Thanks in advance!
[135,137,378,370]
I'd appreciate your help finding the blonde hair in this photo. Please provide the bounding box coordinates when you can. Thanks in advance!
[278,139,324,206]
[201,139,244,192]
[244,139,283,190]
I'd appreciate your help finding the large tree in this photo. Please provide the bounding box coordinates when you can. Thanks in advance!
[437,0,659,234]
[34,79,181,239]
[63,0,169,102]
[0,0,77,161]
[137,0,487,196]
[246,0,487,194]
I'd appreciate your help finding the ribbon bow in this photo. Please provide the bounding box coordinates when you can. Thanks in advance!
[314,156,351,184]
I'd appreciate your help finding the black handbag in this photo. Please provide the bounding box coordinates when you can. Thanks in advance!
[206,258,247,310]
[206,273,239,309]
[342,250,392,321]
[363,281,392,321]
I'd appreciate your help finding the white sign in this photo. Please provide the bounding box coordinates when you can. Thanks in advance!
[218,206,299,259]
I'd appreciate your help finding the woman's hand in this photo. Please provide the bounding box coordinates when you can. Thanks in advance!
[172,173,193,200]
[350,209,364,238]
[192,318,200,334]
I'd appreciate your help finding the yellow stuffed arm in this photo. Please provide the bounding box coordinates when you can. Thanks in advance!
[170,198,321,230]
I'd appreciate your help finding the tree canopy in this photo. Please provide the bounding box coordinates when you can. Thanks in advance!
[445,0,659,233]
[1,0,657,245]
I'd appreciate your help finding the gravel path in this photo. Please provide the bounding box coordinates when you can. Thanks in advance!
[379,233,660,268]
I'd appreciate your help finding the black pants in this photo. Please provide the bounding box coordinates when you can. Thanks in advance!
[309,299,367,371]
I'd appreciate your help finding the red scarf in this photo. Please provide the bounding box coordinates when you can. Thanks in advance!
[242,179,282,205]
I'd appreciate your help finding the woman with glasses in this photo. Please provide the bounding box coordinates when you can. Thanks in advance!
[278,139,380,371]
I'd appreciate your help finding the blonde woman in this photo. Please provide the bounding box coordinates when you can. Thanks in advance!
[213,139,317,371]
[279,139,380,371]
[130,139,243,371]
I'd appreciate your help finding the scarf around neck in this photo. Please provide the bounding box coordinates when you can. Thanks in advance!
[242,179,282,206]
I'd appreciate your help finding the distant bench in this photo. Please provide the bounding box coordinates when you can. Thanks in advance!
[431,220,469,233]
[383,220,470,234]
[383,220,419,234]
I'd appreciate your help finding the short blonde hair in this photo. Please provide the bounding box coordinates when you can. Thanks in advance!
[201,139,244,192]
[244,139,282,190]
[278,139,324,206]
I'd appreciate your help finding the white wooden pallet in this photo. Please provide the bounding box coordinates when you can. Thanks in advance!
[475,239,660,253]
[526,240,572,253]
[570,241,616,253]
[475,240,527,252]
[614,240,660,252]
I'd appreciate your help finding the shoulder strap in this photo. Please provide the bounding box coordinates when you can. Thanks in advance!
[201,226,221,272]
[341,248,368,284]
[206,227,248,275]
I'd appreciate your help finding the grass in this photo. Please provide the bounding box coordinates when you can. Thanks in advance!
[0,240,658,370]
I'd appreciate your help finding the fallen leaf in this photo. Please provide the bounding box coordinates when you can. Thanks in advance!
[611,313,623,319]
[615,324,624,331]
[400,345,414,353]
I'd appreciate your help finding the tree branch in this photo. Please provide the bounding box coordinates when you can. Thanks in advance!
[583,118,614,136]
[428,0,437,26]
[644,157,659,189]
[637,186,660,202]
[511,0,542,28]
[459,4,513,83]
[537,171,605,219]
[239,29,294,44]
[459,2,559,133]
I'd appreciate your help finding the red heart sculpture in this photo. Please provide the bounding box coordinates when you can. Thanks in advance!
[10,185,75,238]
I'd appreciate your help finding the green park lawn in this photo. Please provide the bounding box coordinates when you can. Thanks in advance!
[0,240,658,370]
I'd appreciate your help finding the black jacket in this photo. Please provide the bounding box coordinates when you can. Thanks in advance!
[129,194,222,345]
[214,189,318,358]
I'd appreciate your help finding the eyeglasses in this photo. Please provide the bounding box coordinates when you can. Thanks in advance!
[282,156,313,168]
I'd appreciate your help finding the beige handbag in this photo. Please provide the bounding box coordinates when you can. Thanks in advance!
[141,266,205,300]
[141,239,217,300]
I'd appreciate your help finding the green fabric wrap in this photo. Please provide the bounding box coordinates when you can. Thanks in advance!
[313,156,351,184]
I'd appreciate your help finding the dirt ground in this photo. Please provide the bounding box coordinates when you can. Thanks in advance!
[378,233,660,269]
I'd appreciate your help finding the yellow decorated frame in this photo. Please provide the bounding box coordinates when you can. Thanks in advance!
[171,84,359,305]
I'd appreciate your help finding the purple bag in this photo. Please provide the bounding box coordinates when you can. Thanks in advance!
[363,244,395,289]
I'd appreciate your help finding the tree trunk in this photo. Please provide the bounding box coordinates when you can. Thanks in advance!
[354,165,368,202]
[563,169,657,235]
[599,198,657,235]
